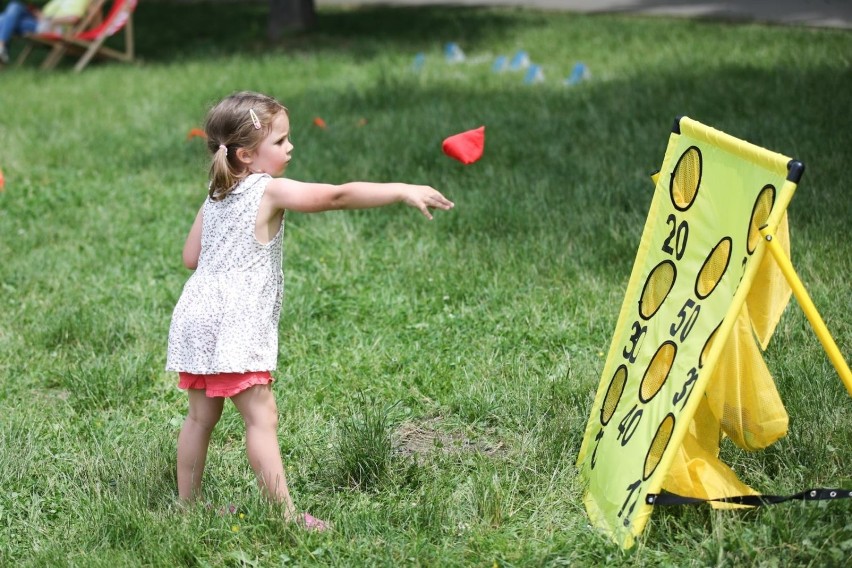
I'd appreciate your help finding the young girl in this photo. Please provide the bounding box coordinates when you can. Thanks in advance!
[166,91,454,530]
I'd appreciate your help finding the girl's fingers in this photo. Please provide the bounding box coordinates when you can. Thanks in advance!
[411,189,452,218]
[430,194,454,209]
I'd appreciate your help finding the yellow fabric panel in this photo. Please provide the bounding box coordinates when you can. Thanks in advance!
[663,397,758,509]
[747,213,793,350]
[705,302,789,451]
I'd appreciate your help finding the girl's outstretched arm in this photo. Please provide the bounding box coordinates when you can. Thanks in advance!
[264,178,454,220]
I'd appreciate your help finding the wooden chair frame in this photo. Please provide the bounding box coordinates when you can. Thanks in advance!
[16,0,136,72]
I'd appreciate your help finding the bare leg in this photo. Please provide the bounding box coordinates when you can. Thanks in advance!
[177,390,224,501]
[231,383,296,519]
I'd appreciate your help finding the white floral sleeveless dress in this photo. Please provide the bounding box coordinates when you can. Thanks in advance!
[166,173,284,374]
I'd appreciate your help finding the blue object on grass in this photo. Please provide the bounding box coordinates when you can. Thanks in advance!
[492,55,507,72]
[509,50,530,70]
[523,64,544,84]
[444,42,465,63]
[565,62,589,85]
[413,52,426,71]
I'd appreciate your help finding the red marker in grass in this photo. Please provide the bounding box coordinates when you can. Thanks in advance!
[186,128,207,141]
[442,126,485,164]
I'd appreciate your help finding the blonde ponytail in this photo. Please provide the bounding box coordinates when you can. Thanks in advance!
[207,142,241,200]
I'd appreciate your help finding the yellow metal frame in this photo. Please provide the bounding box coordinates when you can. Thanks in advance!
[759,226,852,397]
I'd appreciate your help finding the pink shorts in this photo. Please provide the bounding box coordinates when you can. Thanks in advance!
[178,371,274,398]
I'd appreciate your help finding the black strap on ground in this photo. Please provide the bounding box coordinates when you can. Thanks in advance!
[646,488,852,507]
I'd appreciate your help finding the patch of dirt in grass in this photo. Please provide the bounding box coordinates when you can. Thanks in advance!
[393,416,507,458]
[32,388,71,403]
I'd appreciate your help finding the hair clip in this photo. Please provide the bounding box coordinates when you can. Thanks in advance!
[249,109,261,130]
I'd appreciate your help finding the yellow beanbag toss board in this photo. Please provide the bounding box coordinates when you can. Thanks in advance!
[576,116,852,548]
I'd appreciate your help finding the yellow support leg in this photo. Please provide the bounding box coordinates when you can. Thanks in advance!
[759,226,852,398]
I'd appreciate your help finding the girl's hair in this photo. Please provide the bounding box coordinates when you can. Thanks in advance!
[204,91,288,201]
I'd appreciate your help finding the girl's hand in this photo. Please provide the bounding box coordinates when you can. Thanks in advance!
[403,185,454,220]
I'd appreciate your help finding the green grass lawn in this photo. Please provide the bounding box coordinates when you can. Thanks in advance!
[1,1,850,565]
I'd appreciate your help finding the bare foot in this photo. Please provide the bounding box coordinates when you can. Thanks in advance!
[295,512,331,532]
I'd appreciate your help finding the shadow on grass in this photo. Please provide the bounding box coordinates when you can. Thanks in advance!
[132,1,543,62]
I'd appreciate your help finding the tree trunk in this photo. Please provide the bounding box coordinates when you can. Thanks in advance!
[268,0,316,40]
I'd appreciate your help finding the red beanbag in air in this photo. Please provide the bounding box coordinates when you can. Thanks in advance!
[442,126,485,164]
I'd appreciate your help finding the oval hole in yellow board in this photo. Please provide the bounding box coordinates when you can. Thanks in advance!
[639,260,676,320]
[747,185,776,254]
[670,146,702,211]
[601,365,628,426]
[696,237,732,299]
[640,341,676,403]
[699,323,721,369]
[644,413,675,480]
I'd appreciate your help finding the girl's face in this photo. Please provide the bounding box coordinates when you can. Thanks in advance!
[248,112,293,176]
